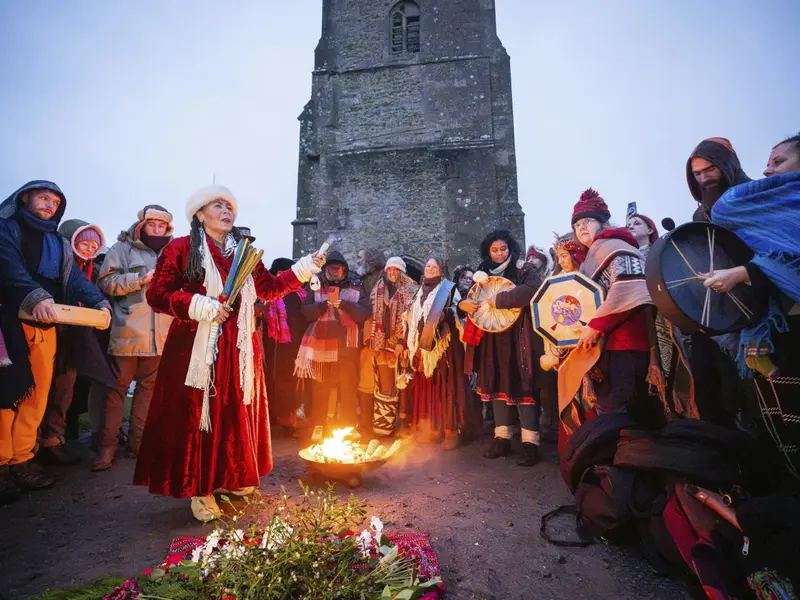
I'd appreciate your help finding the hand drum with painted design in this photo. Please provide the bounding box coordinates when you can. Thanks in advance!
[467,276,522,333]
[645,222,758,334]
[531,272,604,348]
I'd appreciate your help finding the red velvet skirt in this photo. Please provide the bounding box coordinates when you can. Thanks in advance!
[134,319,272,498]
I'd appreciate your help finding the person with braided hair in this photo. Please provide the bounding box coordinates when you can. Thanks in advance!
[133,184,324,522]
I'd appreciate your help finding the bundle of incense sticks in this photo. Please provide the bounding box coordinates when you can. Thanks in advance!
[205,238,264,365]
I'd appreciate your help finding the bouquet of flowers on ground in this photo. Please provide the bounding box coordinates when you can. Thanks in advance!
[29,483,442,600]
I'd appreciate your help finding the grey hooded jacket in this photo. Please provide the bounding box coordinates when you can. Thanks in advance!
[97,222,173,356]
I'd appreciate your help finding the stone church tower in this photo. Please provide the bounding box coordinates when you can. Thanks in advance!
[293,0,524,273]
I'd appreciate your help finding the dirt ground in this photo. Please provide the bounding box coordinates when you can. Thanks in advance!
[1,434,692,600]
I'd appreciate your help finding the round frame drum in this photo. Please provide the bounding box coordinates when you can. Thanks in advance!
[467,276,522,333]
[645,222,757,334]
[531,272,605,348]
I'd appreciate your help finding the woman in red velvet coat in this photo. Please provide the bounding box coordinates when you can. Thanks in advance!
[133,184,322,521]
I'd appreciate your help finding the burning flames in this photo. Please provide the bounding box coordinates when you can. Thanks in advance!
[308,427,367,464]
[307,427,402,465]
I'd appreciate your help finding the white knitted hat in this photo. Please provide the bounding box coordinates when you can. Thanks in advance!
[384,256,407,273]
[185,184,238,223]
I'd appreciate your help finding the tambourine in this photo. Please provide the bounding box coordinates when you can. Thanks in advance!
[467,276,521,333]
[645,222,757,334]
[531,272,604,348]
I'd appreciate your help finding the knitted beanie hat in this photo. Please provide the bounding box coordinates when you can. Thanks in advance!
[74,227,102,247]
[571,188,611,225]
[385,256,407,273]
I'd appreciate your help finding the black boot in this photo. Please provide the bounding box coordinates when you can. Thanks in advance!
[37,444,81,466]
[483,437,511,459]
[358,392,375,438]
[10,460,55,490]
[0,465,21,504]
[516,443,540,467]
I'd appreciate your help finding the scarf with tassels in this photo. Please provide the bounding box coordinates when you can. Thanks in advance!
[184,230,257,432]
[294,286,361,381]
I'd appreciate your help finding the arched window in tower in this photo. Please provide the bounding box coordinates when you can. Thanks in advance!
[390,1,420,54]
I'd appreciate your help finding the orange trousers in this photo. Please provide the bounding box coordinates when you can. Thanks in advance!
[0,324,57,466]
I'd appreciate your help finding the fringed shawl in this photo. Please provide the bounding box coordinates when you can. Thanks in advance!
[369,274,419,352]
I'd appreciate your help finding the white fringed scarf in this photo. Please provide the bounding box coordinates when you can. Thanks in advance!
[185,231,257,432]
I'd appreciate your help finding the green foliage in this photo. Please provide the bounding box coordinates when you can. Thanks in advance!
[28,578,126,600]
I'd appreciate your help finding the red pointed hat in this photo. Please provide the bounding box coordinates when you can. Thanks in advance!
[571,188,611,225]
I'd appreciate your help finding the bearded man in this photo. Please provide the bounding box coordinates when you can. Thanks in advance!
[687,137,751,222]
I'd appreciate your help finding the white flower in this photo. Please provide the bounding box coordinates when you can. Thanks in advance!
[369,516,384,545]
[204,530,222,553]
[190,547,203,563]
[357,529,373,558]
[231,529,245,543]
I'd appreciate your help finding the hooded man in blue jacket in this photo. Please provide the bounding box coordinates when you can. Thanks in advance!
[0,181,110,504]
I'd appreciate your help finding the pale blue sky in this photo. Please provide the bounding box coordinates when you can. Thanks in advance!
[1,1,797,260]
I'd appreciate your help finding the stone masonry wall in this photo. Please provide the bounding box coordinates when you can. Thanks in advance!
[294,0,524,269]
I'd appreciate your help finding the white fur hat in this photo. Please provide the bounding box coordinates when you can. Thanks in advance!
[185,184,238,223]
[384,256,407,273]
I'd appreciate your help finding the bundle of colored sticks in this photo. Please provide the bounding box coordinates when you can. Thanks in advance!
[205,238,264,365]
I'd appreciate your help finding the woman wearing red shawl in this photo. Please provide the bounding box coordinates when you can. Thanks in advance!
[558,189,663,436]
[133,185,322,521]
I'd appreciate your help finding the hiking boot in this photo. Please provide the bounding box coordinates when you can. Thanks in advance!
[10,460,55,490]
[516,443,540,467]
[483,437,511,459]
[91,447,116,472]
[37,444,81,466]
[0,465,21,504]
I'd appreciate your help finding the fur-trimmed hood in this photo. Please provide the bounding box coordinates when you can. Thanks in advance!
[58,219,105,260]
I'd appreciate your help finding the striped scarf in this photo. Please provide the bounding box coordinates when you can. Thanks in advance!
[294,286,361,381]
[265,288,307,344]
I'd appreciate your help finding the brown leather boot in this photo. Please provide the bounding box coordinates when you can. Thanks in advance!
[91,447,116,472]
[37,444,81,466]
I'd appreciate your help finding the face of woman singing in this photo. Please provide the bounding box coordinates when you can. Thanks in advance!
[489,240,510,264]
[573,218,602,247]
[424,259,441,279]
[198,199,235,239]
[385,266,401,283]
